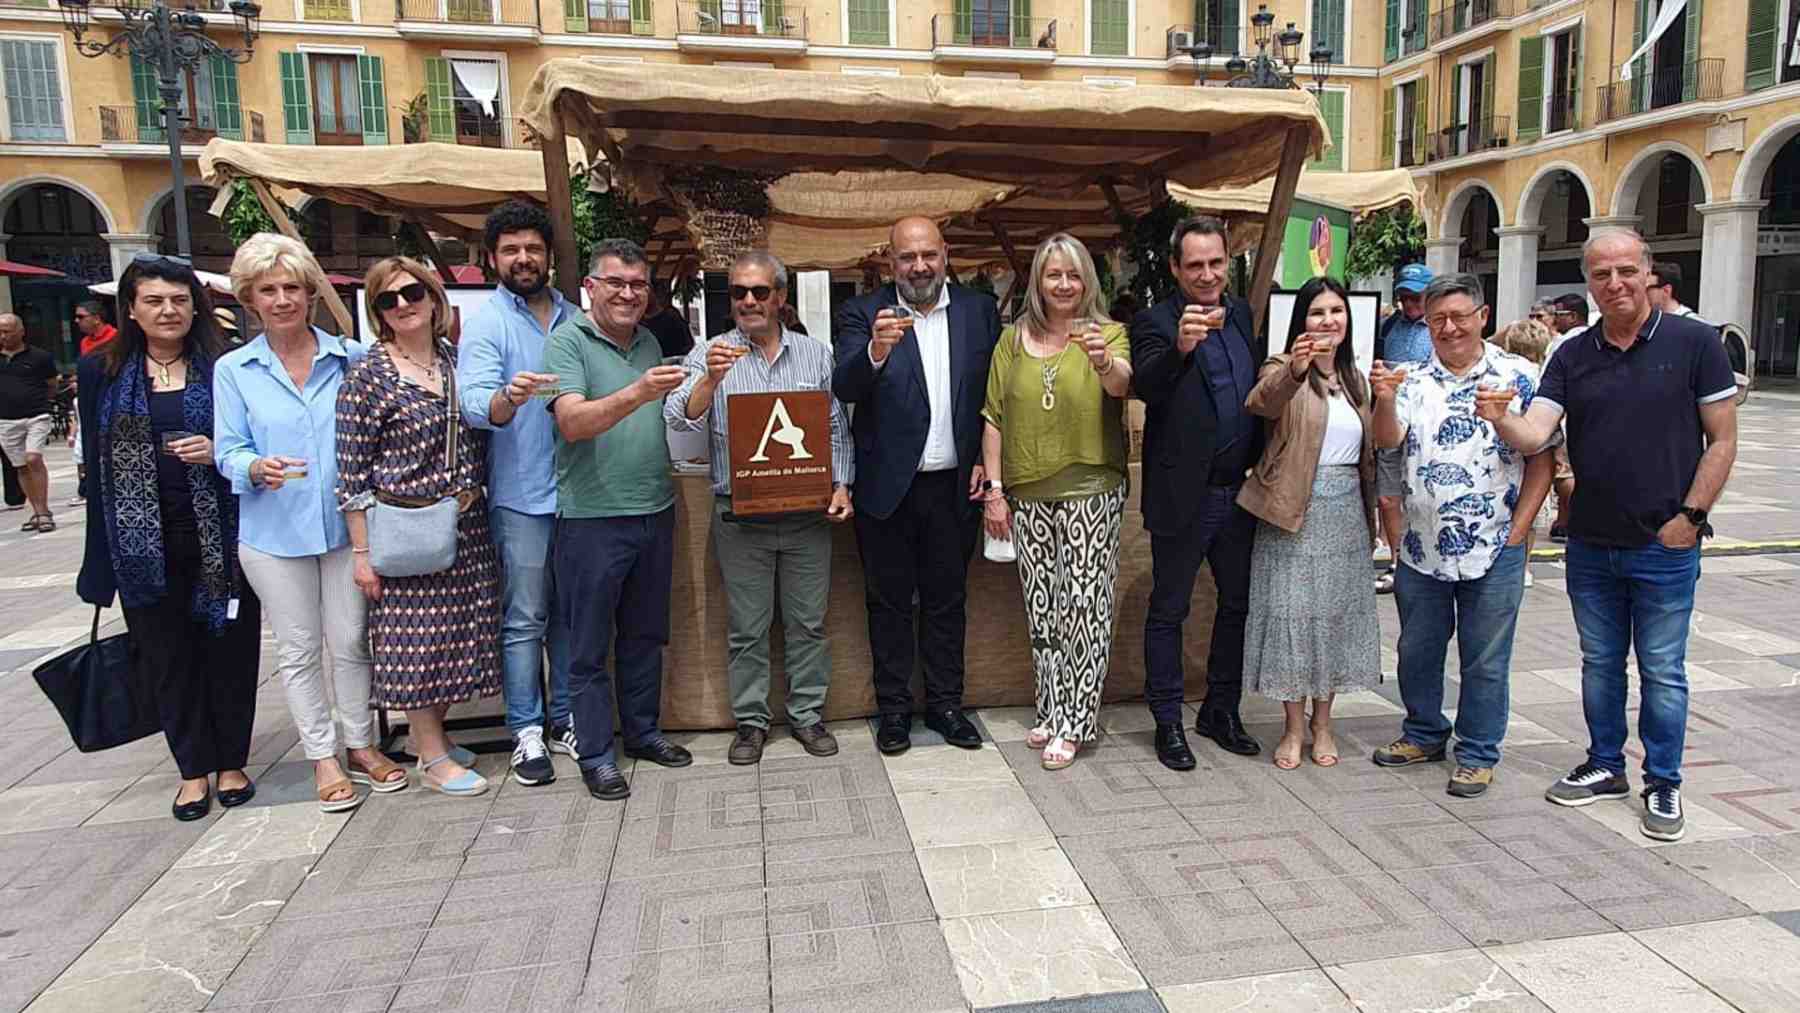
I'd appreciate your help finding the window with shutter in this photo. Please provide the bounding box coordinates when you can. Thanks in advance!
[2,40,65,142]
[358,55,387,145]
[279,51,314,145]
[1481,53,1496,145]
[847,0,888,44]
[1747,0,1779,91]
[1629,0,1647,113]
[209,55,242,141]
[1516,34,1543,143]
[1091,0,1127,55]
[424,57,454,143]
[1311,0,1344,64]
[1384,0,1399,63]
[1380,85,1396,169]
[631,0,652,33]
[564,0,586,31]
[1310,89,1344,171]
[1682,0,1702,102]
[132,54,164,144]
[1411,75,1428,167]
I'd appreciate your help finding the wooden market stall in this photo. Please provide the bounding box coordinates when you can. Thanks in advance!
[516,62,1326,729]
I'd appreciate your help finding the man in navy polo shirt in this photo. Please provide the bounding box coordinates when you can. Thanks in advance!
[1486,230,1737,843]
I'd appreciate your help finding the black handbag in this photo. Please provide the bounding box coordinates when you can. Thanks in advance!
[31,606,159,752]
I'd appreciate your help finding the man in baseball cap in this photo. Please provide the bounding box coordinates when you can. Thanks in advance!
[1373,263,1435,593]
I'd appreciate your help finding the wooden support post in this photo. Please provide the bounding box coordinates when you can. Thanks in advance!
[987,216,1027,282]
[540,99,583,304]
[402,219,458,285]
[246,178,355,338]
[1098,178,1133,227]
[1248,125,1311,339]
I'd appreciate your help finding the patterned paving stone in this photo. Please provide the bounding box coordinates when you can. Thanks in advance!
[767,920,970,1013]
[762,794,915,863]
[1394,855,1613,945]
[608,805,764,879]
[764,852,937,936]
[1525,846,1753,931]
[1097,889,1314,987]
[1251,873,1469,966]
[208,903,439,1007]
[1465,809,1642,861]
[408,888,605,980]
[278,838,464,918]
[1323,949,1551,1013]
[1196,814,1382,885]
[759,751,895,806]
[1002,742,1186,836]
[326,789,493,851]
[593,865,767,957]
[1321,802,1507,870]
[391,960,587,1012]
[451,819,621,901]
[1662,834,1800,911]
[1058,824,1242,901]
[1263,761,1435,814]
[580,937,770,1012]
[1150,762,1314,825]
[620,766,760,821]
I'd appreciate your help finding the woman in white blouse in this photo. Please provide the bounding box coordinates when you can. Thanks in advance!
[1237,276,1383,770]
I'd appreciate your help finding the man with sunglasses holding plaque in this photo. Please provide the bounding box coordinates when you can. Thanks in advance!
[665,252,854,766]
[833,217,1002,756]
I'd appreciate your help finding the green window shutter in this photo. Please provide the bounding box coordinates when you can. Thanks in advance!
[1221,0,1240,56]
[424,57,454,143]
[631,0,651,33]
[564,0,586,31]
[1012,0,1033,47]
[763,0,783,32]
[1449,65,1461,131]
[1410,0,1426,52]
[131,54,164,143]
[1380,85,1396,168]
[848,0,887,44]
[1564,26,1579,128]
[1092,0,1128,55]
[1312,0,1344,63]
[279,52,314,144]
[1630,0,1648,113]
[1482,52,1496,137]
[699,0,720,28]
[358,55,387,145]
[1516,34,1544,142]
[1384,0,1399,62]
[1412,75,1428,166]
[954,0,971,43]
[1681,0,1702,101]
[209,55,242,140]
[1310,90,1344,170]
[1748,0,1780,91]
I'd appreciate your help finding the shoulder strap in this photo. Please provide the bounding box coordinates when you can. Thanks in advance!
[441,345,458,474]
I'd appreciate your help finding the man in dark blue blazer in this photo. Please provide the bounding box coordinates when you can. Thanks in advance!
[832,217,1002,755]
[1132,215,1265,771]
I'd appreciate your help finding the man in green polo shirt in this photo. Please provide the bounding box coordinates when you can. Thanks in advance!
[543,237,693,802]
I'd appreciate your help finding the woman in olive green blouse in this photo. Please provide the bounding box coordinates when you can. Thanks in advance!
[979,234,1134,769]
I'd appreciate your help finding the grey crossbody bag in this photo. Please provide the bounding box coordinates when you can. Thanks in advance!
[366,363,462,578]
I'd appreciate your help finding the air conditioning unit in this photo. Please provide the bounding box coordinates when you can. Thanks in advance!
[1170,29,1195,52]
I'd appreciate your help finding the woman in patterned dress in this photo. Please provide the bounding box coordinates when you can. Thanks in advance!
[978,234,1135,769]
[1238,275,1382,770]
[337,257,501,797]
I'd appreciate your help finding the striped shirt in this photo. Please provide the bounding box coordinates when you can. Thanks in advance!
[664,326,854,497]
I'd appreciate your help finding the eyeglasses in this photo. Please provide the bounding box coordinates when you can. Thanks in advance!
[130,251,191,268]
[1425,308,1486,331]
[728,285,774,302]
[589,276,649,295]
[373,282,429,313]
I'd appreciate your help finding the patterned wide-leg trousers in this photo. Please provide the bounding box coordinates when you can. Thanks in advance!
[1011,483,1128,742]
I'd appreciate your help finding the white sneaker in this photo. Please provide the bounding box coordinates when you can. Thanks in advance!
[1523,570,1535,589]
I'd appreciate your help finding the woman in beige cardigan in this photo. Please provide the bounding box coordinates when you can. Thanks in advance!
[1238,276,1383,770]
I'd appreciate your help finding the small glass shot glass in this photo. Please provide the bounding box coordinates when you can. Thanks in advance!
[281,458,309,481]
[530,384,564,400]
[160,430,195,457]
[1071,316,1096,340]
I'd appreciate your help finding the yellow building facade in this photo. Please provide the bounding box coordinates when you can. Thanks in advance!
[1,0,1796,371]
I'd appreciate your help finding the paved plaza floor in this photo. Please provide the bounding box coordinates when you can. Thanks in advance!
[3,397,1800,1012]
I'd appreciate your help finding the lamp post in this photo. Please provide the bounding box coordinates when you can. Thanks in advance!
[1188,3,1332,93]
[57,0,260,257]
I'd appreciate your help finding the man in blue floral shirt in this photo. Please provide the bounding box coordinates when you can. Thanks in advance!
[1368,273,1556,799]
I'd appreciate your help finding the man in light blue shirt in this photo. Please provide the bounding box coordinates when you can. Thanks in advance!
[455,200,575,788]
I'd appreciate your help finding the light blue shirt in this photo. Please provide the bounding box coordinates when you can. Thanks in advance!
[213,326,365,558]
[455,286,573,516]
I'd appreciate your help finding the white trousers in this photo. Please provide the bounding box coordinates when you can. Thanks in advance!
[239,543,376,759]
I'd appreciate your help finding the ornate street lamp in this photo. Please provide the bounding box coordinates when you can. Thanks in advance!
[58,0,260,257]
[1186,3,1331,92]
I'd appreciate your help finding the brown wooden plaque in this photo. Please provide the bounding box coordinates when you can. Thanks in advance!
[726,389,834,516]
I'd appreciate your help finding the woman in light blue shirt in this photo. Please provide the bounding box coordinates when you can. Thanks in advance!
[216,234,405,812]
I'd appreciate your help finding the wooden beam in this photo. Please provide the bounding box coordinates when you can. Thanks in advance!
[986,216,1027,283]
[401,219,458,285]
[1098,179,1133,226]
[541,99,583,304]
[246,178,355,338]
[604,110,1215,150]
[1248,125,1311,339]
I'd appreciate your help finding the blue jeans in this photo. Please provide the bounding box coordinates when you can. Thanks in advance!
[491,507,571,737]
[1565,537,1700,787]
[1394,543,1526,768]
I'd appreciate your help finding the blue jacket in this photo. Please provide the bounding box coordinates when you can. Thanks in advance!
[830,282,1001,521]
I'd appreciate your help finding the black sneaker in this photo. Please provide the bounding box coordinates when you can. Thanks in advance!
[546,722,578,758]
[510,728,555,787]
[1641,784,1685,842]
[581,762,629,801]
[1549,524,1568,544]
[1545,762,1631,807]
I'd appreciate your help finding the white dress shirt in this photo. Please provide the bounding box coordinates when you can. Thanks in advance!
[870,284,957,472]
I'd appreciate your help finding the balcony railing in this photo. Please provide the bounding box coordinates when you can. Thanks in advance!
[1165,22,1245,59]
[1544,88,1579,135]
[395,0,540,26]
[1594,58,1724,125]
[676,2,805,38]
[1428,0,1510,45]
[932,12,1057,51]
[1432,114,1509,159]
[100,104,260,144]
[1398,132,1421,168]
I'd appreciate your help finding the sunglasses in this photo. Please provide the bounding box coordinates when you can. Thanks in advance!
[729,285,775,302]
[373,282,430,313]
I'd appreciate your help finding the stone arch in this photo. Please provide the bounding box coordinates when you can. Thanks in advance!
[1438,179,1505,239]
[1610,141,1712,219]
[0,174,118,234]
[137,183,219,235]
[1515,161,1598,229]
[1733,113,1800,202]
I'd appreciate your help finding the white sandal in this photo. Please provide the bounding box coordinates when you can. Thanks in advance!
[1041,737,1080,770]
[1026,725,1053,749]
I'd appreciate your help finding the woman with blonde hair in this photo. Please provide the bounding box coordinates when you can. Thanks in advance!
[978,233,1134,768]
[337,257,502,797]
[217,233,401,811]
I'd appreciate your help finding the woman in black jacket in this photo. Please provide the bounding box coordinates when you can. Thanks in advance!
[76,253,262,821]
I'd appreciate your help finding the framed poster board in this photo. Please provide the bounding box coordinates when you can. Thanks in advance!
[725,390,834,517]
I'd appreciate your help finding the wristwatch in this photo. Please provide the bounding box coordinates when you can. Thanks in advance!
[1678,506,1711,536]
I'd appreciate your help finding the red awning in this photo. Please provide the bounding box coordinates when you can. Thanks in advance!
[0,260,66,279]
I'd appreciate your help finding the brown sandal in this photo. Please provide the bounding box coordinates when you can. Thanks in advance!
[317,777,363,813]
[347,755,409,794]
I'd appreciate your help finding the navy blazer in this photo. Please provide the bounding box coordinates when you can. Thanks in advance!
[831,282,1001,521]
[1129,292,1263,537]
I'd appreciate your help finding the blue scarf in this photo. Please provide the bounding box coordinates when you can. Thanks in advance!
[97,351,238,634]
